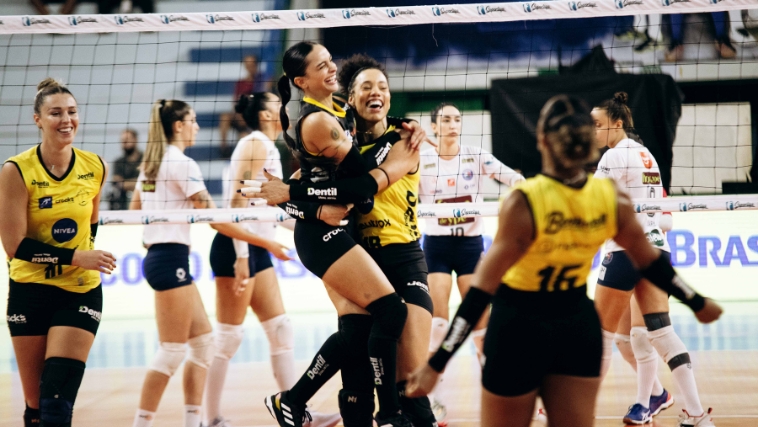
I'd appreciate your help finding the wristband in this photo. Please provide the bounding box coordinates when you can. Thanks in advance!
[278,201,320,221]
[14,237,75,265]
[640,251,706,312]
[232,238,249,259]
[376,167,390,187]
[428,287,492,372]
[90,223,99,238]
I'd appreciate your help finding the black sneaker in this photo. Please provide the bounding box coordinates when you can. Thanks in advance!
[375,412,413,427]
[265,392,309,427]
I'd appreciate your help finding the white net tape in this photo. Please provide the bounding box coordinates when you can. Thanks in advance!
[1,0,757,35]
[97,194,758,225]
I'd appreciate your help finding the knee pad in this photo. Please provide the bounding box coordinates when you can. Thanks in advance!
[214,323,244,361]
[188,332,215,369]
[150,342,186,376]
[397,381,436,427]
[647,325,690,370]
[261,314,294,356]
[630,327,657,363]
[429,317,449,352]
[366,293,408,341]
[39,357,85,425]
[403,285,433,314]
[643,312,672,331]
[614,333,636,367]
[24,405,40,427]
[338,389,375,427]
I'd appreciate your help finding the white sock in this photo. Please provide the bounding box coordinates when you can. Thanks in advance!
[261,315,297,390]
[631,327,657,407]
[133,409,155,427]
[648,325,704,415]
[185,404,202,427]
[651,379,664,397]
[204,356,230,423]
[600,329,615,379]
[272,351,297,390]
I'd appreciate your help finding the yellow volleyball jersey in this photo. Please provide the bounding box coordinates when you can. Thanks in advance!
[503,174,617,292]
[357,127,421,248]
[6,145,104,292]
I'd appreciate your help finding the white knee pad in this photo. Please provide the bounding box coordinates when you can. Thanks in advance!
[150,342,186,377]
[261,314,294,356]
[614,333,636,367]
[648,325,688,364]
[630,327,658,363]
[187,332,215,369]
[214,323,244,361]
[429,317,449,352]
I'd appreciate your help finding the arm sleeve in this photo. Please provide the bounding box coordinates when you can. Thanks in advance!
[481,151,525,187]
[288,174,378,204]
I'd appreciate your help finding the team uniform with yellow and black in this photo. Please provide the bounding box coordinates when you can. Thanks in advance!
[482,174,617,396]
[5,145,105,337]
[357,127,432,314]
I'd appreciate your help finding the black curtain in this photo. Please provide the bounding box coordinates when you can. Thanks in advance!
[490,73,683,191]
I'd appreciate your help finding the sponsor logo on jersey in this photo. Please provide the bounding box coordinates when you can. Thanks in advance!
[447,178,456,187]
[78,171,95,180]
[523,3,551,13]
[297,11,326,21]
[79,305,102,322]
[51,218,78,243]
[568,1,597,11]
[679,203,707,212]
[423,163,436,169]
[370,357,384,385]
[646,229,665,247]
[22,17,52,26]
[32,179,50,188]
[342,9,370,19]
[602,252,613,265]
[68,16,98,26]
[251,12,281,22]
[358,219,392,230]
[307,187,338,197]
[55,197,75,205]
[206,14,234,24]
[462,169,474,181]
[176,268,187,282]
[39,196,53,209]
[544,212,606,234]
[114,16,144,25]
[432,6,460,16]
[726,201,756,210]
[642,171,661,185]
[7,314,26,324]
[477,5,507,15]
[386,8,415,18]
[160,15,189,24]
[461,157,475,163]
[634,204,662,213]
[141,181,156,192]
[407,281,430,293]
[307,355,329,379]
[639,151,653,168]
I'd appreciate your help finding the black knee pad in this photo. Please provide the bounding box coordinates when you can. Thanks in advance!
[339,315,374,393]
[402,286,433,315]
[643,312,672,331]
[338,389,375,427]
[366,293,408,341]
[667,353,692,371]
[397,381,436,427]
[24,405,40,426]
[39,357,85,427]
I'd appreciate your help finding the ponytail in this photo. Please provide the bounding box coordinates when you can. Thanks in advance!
[278,74,296,153]
[596,91,637,140]
[141,99,192,180]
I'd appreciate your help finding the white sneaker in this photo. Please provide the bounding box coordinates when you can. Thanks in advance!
[678,408,715,427]
[304,410,341,427]
[205,416,233,427]
[532,407,548,425]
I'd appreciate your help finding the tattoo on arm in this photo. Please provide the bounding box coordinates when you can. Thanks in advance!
[242,171,252,180]
[190,190,212,209]
[331,128,341,141]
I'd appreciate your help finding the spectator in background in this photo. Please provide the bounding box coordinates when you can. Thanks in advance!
[109,128,143,210]
[218,55,272,158]
[29,0,78,14]
[97,0,155,13]
[665,12,737,61]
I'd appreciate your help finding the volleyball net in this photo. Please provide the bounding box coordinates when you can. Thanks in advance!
[2,0,758,226]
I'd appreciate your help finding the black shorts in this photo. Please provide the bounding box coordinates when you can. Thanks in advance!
[6,280,103,337]
[597,250,672,292]
[294,221,358,278]
[142,243,193,291]
[366,241,433,314]
[423,235,483,276]
[481,285,602,397]
[209,232,274,277]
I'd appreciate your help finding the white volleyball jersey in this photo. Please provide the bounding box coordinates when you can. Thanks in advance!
[222,131,282,240]
[137,144,207,246]
[419,145,524,236]
[596,138,670,252]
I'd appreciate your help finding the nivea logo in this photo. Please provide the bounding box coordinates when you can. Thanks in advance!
[52,218,78,243]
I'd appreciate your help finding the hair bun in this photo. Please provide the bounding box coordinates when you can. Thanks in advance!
[613,92,629,105]
[234,94,251,114]
[37,77,64,92]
